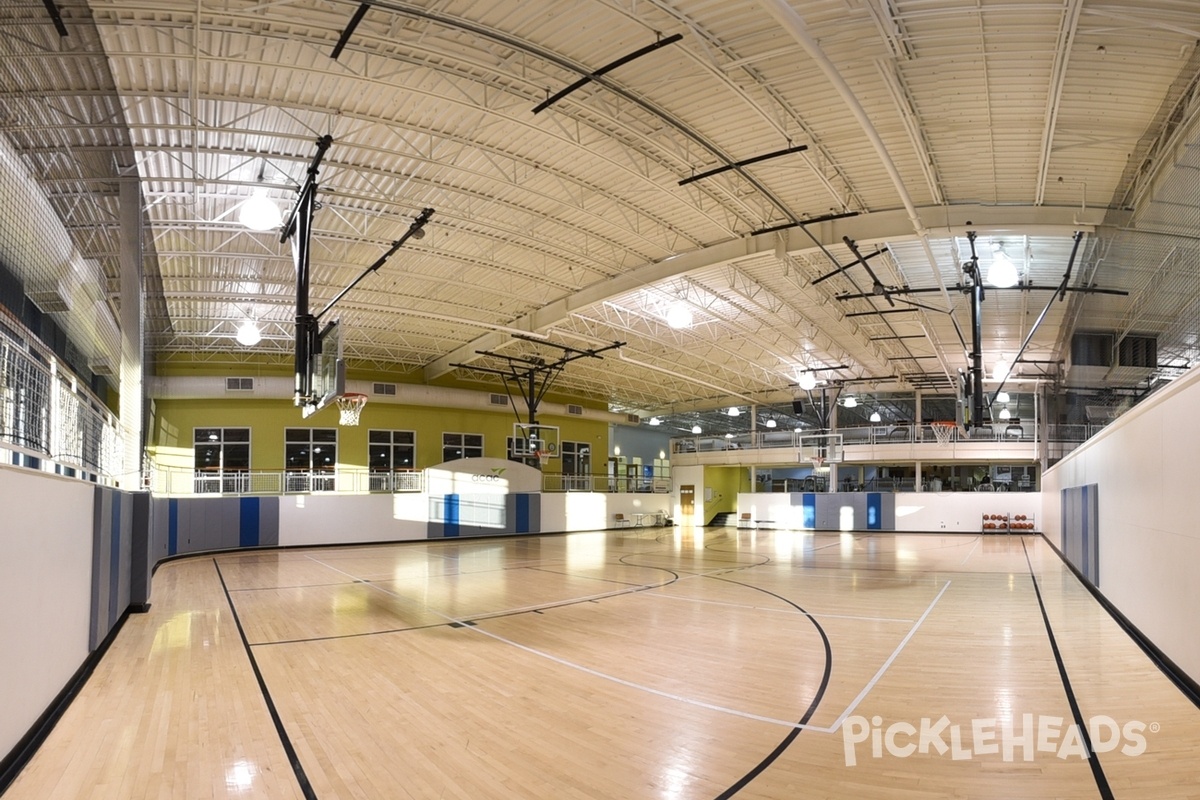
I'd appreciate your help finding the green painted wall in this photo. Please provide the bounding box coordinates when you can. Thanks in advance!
[149,397,609,472]
[702,466,748,517]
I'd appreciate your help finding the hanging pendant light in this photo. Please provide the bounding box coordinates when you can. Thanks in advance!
[238,187,282,231]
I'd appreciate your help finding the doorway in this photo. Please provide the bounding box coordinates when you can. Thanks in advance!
[680,484,695,525]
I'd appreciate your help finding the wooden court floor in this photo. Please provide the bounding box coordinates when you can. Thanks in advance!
[5,529,1200,799]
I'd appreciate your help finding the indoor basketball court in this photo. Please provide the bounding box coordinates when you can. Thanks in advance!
[4,529,1198,799]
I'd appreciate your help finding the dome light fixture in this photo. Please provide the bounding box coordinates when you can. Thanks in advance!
[797,370,818,391]
[691,424,702,434]
[725,433,734,439]
[666,303,693,330]
[235,320,262,346]
[992,358,1010,382]
[999,407,1012,420]
[238,186,282,232]
[987,242,1019,288]
[648,417,661,426]
[727,406,740,417]
[997,391,1010,403]
[765,418,777,428]
[843,396,858,408]
[869,410,882,423]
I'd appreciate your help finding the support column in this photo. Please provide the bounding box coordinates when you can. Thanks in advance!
[118,173,144,489]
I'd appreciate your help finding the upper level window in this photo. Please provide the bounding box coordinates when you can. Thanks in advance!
[443,432,482,462]
[369,429,415,470]
[194,427,250,493]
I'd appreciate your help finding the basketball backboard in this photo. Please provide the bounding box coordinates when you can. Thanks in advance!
[513,422,559,458]
[300,318,346,417]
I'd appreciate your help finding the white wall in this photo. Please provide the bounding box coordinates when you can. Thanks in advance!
[1042,366,1200,682]
[278,493,429,546]
[735,490,1040,532]
[0,466,95,759]
[893,491,1041,533]
[540,492,672,532]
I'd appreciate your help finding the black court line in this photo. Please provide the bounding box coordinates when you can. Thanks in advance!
[253,567,683,648]
[708,575,833,799]
[1036,533,1200,711]
[213,559,318,800]
[1021,540,1114,800]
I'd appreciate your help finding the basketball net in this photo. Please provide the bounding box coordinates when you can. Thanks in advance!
[810,456,825,472]
[336,393,367,426]
[931,422,955,446]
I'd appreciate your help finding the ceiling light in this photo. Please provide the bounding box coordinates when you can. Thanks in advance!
[997,391,1010,403]
[238,187,282,232]
[797,371,817,391]
[765,418,777,428]
[725,433,733,439]
[999,407,1011,420]
[235,320,262,346]
[727,406,740,417]
[794,426,803,433]
[992,359,1009,382]
[843,396,857,408]
[648,417,661,426]
[691,425,702,434]
[987,243,1019,288]
[666,303,693,329]
[869,410,881,422]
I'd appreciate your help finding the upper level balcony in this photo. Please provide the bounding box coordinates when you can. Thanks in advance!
[669,421,1099,468]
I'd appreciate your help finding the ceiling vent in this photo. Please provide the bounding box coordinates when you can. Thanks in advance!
[88,356,114,376]
[1118,335,1157,369]
[225,377,254,391]
[1069,332,1112,368]
[373,382,397,396]
[28,280,72,314]
[567,404,583,416]
[489,393,508,406]
[625,414,641,424]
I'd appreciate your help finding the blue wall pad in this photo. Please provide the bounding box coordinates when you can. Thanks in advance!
[867,493,882,529]
[239,497,261,548]
[168,498,178,556]
[444,494,460,537]
[801,493,816,529]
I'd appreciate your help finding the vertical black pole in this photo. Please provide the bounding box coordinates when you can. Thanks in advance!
[293,185,317,407]
[966,232,986,429]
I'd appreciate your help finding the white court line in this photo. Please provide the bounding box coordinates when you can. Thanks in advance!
[826,579,952,732]
[960,536,982,566]
[646,592,914,624]
[301,553,950,735]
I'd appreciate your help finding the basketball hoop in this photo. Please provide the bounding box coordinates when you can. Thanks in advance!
[335,392,368,426]
[931,421,957,446]
[810,456,826,472]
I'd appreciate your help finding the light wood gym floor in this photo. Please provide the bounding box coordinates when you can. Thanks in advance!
[4,529,1199,799]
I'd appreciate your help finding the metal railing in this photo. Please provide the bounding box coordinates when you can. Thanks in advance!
[151,466,426,495]
[0,308,123,483]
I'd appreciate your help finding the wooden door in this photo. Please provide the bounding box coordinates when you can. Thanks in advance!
[680,484,695,524]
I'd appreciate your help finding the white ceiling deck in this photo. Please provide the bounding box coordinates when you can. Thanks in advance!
[3,0,1200,417]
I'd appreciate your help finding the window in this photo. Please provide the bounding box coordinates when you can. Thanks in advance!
[285,428,337,491]
[560,440,591,491]
[194,427,250,493]
[443,432,483,462]
[369,429,416,491]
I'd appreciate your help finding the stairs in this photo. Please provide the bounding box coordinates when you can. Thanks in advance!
[708,511,735,527]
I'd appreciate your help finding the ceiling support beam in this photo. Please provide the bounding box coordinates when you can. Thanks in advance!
[423,203,1101,382]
